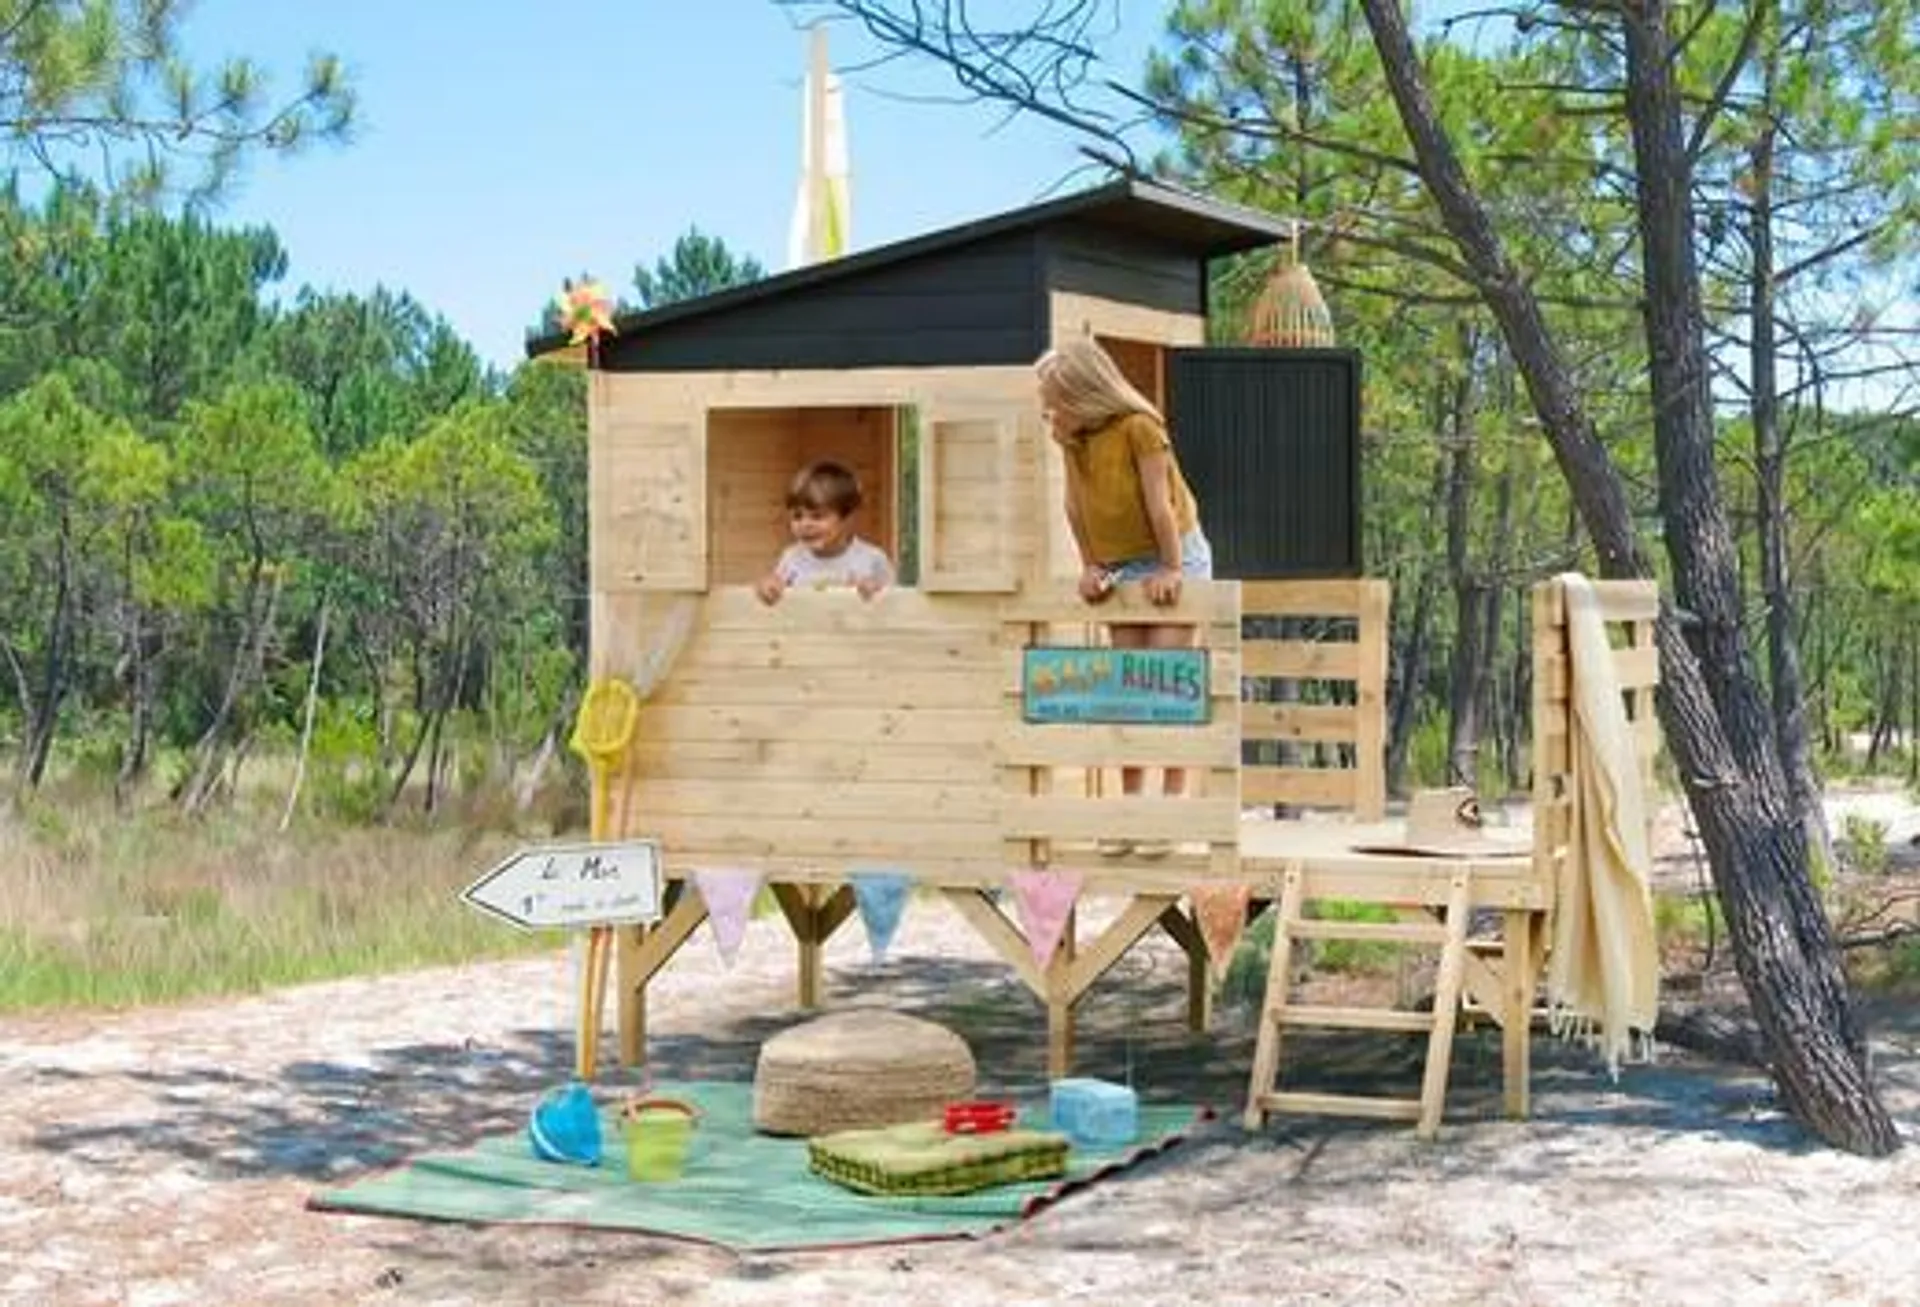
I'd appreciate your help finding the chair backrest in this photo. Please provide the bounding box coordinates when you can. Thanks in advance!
[1239,579,1391,822]
[1530,575,1662,877]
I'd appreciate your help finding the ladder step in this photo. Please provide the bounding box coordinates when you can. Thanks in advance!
[1270,1004,1434,1033]
[1258,1090,1423,1122]
[1289,919,1449,945]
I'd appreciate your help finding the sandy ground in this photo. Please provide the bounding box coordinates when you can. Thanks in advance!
[5,873,1920,1307]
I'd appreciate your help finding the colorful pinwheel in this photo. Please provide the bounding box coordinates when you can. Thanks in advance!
[555,278,615,348]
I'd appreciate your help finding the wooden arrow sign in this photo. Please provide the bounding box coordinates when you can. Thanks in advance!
[462,840,664,931]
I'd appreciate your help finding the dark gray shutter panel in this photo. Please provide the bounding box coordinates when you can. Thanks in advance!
[1167,347,1362,579]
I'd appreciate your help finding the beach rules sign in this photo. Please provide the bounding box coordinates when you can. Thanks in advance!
[1020,647,1211,726]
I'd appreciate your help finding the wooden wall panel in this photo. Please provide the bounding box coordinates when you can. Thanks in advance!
[921,412,1018,591]
[621,587,1005,872]
[590,375,705,591]
[706,408,799,587]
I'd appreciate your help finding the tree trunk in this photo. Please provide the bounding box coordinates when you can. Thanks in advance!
[385,651,434,813]
[115,606,154,809]
[1909,636,1920,788]
[19,523,76,790]
[1386,472,1451,794]
[1747,70,1836,878]
[182,568,284,814]
[1358,0,1898,1153]
[1618,0,1893,1153]
[1477,466,1515,784]
[279,596,331,833]
[1441,336,1486,788]
[1505,581,1531,792]
[515,675,584,814]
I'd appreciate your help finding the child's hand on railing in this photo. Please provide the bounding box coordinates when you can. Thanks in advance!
[1078,564,1115,604]
[754,572,787,606]
[1143,567,1183,607]
[854,576,886,601]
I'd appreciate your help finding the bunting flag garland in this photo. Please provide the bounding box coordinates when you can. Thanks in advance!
[1189,884,1254,984]
[692,868,763,967]
[850,871,914,961]
[1007,868,1084,972]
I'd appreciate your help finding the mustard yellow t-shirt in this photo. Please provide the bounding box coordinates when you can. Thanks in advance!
[1063,412,1200,566]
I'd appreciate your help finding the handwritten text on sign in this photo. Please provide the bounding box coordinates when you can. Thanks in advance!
[462,841,663,931]
[1021,647,1211,726]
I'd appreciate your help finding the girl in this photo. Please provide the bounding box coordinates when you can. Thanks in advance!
[1035,337,1214,859]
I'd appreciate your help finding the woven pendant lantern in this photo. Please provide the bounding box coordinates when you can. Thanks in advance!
[1247,223,1335,348]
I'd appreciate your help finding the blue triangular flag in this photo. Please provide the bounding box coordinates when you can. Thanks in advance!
[850,871,914,961]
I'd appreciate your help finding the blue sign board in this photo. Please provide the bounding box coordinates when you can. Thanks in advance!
[1021,647,1211,726]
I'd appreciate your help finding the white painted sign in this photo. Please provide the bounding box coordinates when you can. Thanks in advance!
[462,841,664,931]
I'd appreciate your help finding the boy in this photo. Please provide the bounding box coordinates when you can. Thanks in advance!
[754,460,895,605]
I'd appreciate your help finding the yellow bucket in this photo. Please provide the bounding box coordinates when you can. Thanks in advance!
[621,1098,698,1183]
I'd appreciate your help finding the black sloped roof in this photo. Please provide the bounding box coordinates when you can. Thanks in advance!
[525,177,1290,369]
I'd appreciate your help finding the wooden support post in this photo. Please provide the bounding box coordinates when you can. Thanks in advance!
[615,883,707,1069]
[1156,905,1212,1033]
[1354,579,1390,821]
[1046,907,1077,1079]
[1066,895,1177,998]
[772,882,846,1010]
[943,887,1048,996]
[616,922,647,1069]
[1502,907,1536,1119]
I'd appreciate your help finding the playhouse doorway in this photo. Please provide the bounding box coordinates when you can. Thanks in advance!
[1096,335,1167,412]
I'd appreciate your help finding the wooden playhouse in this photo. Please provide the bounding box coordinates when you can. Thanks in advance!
[527,178,1662,1136]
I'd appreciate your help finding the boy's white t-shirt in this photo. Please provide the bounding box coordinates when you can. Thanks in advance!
[776,537,894,591]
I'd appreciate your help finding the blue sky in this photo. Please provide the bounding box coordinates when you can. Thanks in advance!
[175,0,1176,370]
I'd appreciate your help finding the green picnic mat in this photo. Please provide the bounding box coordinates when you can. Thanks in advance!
[309,1080,1208,1252]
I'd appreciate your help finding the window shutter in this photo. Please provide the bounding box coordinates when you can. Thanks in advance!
[916,402,1026,593]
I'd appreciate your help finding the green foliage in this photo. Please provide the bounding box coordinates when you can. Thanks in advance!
[0,180,594,820]
[1841,814,1891,877]
[1653,891,1726,952]
[1219,900,1406,1012]
[0,0,355,203]
[632,226,767,309]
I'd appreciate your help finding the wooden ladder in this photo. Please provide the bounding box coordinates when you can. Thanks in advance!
[1242,866,1474,1140]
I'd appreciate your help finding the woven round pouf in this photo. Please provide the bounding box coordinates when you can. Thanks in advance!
[752,1009,976,1137]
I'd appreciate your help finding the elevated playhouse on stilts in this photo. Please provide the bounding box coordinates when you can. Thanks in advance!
[526,177,1663,1137]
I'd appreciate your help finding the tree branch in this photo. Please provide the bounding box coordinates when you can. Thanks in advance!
[1683,0,1764,164]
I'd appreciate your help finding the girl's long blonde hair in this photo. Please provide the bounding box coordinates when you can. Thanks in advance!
[1035,336,1163,437]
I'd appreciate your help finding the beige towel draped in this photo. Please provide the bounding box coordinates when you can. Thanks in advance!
[1545,573,1661,1075]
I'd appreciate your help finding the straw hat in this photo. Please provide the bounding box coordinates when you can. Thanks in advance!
[753,1009,977,1137]
[1351,787,1529,858]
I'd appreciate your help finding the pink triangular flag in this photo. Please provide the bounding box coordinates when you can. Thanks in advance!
[693,868,762,968]
[1190,884,1253,983]
[1007,869,1083,972]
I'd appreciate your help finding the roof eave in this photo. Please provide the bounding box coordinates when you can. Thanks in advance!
[522,178,1294,361]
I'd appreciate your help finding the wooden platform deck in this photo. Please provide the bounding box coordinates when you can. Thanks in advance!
[636,815,1545,906]
[587,574,1661,1138]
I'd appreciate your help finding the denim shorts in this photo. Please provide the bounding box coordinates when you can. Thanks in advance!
[1105,528,1214,583]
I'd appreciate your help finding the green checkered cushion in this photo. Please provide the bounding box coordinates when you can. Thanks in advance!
[807,1120,1071,1197]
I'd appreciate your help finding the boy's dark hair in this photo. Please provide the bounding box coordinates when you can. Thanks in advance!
[786,460,862,516]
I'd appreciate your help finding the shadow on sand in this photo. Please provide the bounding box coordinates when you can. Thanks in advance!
[22,938,1847,1189]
